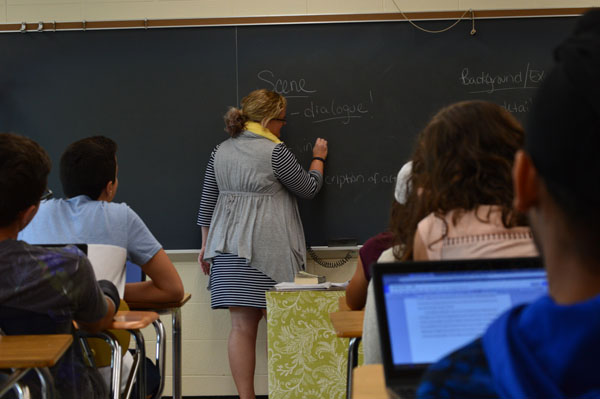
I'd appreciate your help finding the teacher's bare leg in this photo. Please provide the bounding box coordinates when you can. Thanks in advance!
[228,306,263,399]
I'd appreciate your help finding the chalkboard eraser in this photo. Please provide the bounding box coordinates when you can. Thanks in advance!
[327,238,358,247]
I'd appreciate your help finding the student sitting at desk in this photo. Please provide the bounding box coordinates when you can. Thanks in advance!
[395,100,537,262]
[19,135,184,303]
[417,11,600,398]
[0,132,118,399]
[345,161,411,310]
[19,135,184,394]
[363,100,538,364]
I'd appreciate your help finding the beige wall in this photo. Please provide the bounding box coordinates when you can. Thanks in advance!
[1,0,596,24]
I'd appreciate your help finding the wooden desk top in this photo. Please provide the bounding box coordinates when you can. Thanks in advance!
[127,292,191,310]
[338,295,352,311]
[352,364,389,399]
[0,334,73,369]
[110,310,159,330]
[329,311,365,338]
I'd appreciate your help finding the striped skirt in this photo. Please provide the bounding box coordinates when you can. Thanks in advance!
[208,253,277,309]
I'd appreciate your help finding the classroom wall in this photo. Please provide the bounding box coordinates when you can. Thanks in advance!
[0,0,596,24]
[3,1,592,396]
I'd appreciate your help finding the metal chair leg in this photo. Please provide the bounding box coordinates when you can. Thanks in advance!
[346,337,361,399]
[172,308,182,399]
[149,319,166,399]
[0,369,30,398]
[34,367,55,399]
[129,330,146,399]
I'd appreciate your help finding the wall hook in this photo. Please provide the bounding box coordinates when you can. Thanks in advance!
[37,22,44,32]
[20,22,27,33]
[144,18,148,29]
[82,20,86,31]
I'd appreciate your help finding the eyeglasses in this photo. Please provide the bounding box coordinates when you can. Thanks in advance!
[272,118,287,123]
[41,188,53,201]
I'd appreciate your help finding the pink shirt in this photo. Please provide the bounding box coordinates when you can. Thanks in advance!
[415,205,538,260]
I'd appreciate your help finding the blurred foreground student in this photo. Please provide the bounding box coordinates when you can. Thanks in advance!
[0,132,118,399]
[417,10,600,399]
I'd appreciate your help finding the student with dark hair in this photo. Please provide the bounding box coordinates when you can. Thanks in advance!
[20,136,184,304]
[59,135,118,200]
[417,9,600,398]
[20,135,184,395]
[0,132,118,398]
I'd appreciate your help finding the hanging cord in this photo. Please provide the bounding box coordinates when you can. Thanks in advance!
[391,0,473,34]
[306,247,354,269]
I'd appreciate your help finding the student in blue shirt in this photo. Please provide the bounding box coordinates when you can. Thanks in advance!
[20,136,184,304]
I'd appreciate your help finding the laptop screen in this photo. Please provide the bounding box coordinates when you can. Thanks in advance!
[382,268,547,366]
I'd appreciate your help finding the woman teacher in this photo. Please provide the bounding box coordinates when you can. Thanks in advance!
[197,89,328,399]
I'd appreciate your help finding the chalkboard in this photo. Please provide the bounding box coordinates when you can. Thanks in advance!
[0,16,577,248]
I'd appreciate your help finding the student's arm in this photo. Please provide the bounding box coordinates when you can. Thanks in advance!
[124,249,184,303]
[72,261,118,333]
[77,297,116,333]
[346,257,368,310]
[413,230,430,261]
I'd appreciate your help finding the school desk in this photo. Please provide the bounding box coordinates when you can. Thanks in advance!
[330,309,365,399]
[352,364,389,399]
[0,334,73,398]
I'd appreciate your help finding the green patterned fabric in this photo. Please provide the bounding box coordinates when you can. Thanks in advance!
[266,290,363,399]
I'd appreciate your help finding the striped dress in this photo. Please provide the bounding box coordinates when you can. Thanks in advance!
[198,143,322,309]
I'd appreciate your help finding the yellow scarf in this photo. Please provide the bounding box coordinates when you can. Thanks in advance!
[245,121,282,144]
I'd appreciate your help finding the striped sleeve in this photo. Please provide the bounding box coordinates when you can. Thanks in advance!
[197,146,220,227]
[272,143,323,199]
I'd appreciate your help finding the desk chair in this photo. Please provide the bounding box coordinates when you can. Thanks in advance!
[87,244,168,398]
[330,296,365,399]
[87,244,128,297]
[127,293,191,399]
[110,311,165,399]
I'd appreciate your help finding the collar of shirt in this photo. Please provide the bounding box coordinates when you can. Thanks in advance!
[244,121,282,144]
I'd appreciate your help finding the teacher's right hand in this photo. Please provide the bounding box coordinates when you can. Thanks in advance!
[198,247,210,275]
[313,138,328,159]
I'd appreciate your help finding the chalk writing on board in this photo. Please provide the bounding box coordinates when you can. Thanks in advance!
[325,172,397,189]
[255,69,374,125]
[257,69,317,98]
[304,97,370,125]
[503,98,532,113]
[460,63,545,94]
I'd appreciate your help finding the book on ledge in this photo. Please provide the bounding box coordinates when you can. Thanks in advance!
[294,271,326,285]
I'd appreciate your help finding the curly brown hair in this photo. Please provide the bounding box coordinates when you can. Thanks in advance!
[393,100,526,260]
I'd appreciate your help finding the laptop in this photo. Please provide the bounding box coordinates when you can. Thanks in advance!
[371,257,547,399]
